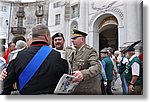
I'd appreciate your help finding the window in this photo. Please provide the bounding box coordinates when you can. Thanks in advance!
[53,2,61,8]
[18,18,23,27]
[71,4,79,18]
[37,17,43,24]
[55,14,60,25]
[26,17,35,25]
[1,6,7,12]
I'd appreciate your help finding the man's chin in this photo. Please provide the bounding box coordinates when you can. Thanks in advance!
[56,46,63,50]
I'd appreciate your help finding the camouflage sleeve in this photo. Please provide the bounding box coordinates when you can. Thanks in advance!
[81,48,101,81]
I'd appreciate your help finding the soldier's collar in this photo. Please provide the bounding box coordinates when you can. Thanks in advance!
[77,44,86,52]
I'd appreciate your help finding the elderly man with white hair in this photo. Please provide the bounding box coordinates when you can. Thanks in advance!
[16,40,27,49]
[9,40,27,62]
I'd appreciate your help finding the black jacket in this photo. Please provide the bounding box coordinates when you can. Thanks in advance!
[1,41,68,95]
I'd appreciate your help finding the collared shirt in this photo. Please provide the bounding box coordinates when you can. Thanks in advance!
[119,56,129,64]
[101,60,106,70]
[129,55,140,76]
[77,44,86,52]
[74,44,85,56]
[100,60,107,81]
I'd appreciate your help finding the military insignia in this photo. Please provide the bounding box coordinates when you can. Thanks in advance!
[124,69,129,74]
[125,65,130,74]
[79,59,84,62]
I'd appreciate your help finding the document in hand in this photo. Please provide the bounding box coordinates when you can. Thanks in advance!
[54,74,79,94]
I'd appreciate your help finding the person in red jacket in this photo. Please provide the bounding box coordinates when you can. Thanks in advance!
[138,53,143,62]
[2,42,16,64]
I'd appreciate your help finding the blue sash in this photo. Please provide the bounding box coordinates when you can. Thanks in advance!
[19,46,53,91]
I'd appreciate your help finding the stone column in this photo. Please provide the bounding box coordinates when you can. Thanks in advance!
[79,0,88,32]
[126,0,139,42]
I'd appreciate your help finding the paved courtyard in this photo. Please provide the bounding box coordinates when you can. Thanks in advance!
[112,76,123,95]
[0,77,124,95]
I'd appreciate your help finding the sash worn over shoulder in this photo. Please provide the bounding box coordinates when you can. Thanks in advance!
[19,46,53,91]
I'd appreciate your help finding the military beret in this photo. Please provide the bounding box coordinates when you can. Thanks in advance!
[52,33,65,40]
[71,29,88,39]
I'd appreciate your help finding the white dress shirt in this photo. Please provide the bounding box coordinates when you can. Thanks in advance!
[129,55,140,76]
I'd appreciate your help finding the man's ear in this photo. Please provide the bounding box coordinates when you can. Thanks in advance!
[81,37,85,42]
[45,34,50,44]
[44,34,48,41]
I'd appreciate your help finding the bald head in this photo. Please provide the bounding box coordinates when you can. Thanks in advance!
[32,25,51,45]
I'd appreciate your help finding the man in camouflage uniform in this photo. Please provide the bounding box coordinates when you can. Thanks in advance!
[68,29,102,95]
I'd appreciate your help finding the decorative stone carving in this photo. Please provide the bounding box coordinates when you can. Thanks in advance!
[91,0,124,20]
[91,1,118,11]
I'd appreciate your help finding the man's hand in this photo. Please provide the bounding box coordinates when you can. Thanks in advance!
[128,84,134,94]
[0,68,7,80]
[72,71,83,83]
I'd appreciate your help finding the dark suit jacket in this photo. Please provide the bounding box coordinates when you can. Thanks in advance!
[1,41,68,95]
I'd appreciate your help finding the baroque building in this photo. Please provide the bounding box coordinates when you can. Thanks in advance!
[0,1,12,45]
[0,0,50,43]
[10,0,50,41]
[0,0,143,54]
[48,0,143,53]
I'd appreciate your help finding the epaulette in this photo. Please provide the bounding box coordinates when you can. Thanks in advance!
[87,45,93,50]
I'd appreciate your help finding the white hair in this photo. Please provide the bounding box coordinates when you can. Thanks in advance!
[114,50,120,55]
[16,40,27,49]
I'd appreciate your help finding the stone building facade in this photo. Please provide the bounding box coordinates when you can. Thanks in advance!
[0,0,50,43]
[0,0,143,54]
[9,0,50,41]
[0,1,12,45]
[48,0,143,53]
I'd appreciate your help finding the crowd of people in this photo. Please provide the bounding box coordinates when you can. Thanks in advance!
[0,24,143,95]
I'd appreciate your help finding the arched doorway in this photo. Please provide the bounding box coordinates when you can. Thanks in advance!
[99,15,118,51]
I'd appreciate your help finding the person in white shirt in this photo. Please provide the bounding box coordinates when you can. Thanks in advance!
[124,40,143,95]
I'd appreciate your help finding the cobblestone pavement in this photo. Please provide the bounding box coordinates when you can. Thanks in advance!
[0,76,124,95]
